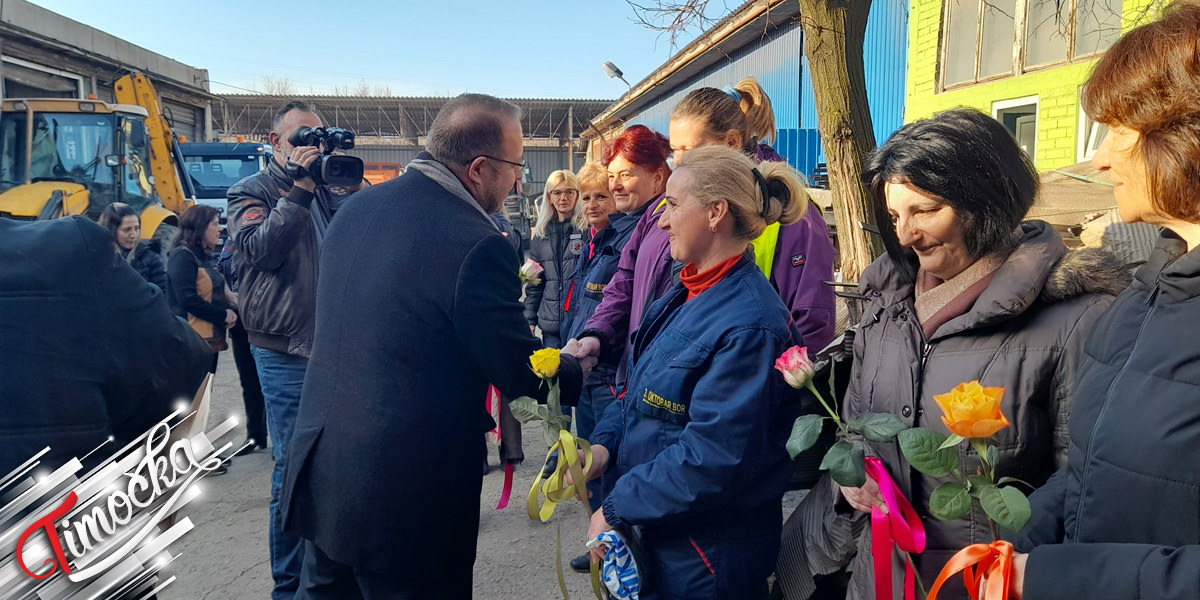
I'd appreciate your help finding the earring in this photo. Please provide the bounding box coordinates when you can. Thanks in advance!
[709,224,717,233]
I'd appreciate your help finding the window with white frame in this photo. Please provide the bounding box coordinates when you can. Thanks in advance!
[1,56,84,98]
[1077,107,1108,162]
[993,96,1039,161]
[942,0,1124,89]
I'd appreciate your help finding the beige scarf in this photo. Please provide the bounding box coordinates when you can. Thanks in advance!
[913,254,1005,339]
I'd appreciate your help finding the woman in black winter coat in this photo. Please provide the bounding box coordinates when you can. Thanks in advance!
[524,169,587,349]
[1011,6,1200,599]
[778,109,1127,600]
[98,202,167,292]
[167,205,236,373]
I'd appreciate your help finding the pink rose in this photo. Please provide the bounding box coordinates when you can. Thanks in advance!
[520,259,544,286]
[775,346,815,389]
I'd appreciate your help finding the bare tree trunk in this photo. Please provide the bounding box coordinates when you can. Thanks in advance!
[798,0,885,307]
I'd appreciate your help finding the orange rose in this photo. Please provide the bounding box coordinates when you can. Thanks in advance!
[932,381,1010,439]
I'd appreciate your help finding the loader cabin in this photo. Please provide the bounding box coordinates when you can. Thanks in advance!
[0,98,157,222]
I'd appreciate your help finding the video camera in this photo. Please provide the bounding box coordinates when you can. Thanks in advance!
[286,126,365,187]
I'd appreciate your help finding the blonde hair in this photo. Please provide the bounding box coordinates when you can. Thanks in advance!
[674,146,806,241]
[671,77,777,150]
[533,170,586,238]
[576,162,608,193]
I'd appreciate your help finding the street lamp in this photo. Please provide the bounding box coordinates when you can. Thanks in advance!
[603,61,632,90]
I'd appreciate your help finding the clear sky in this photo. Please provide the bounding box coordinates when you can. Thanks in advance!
[29,0,712,99]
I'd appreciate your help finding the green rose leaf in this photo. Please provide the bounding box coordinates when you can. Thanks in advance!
[979,484,1032,532]
[938,434,966,450]
[509,396,541,423]
[967,475,993,497]
[898,428,959,477]
[542,423,560,447]
[547,413,571,433]
[850,413,910,442]
[986,445,999,468]
[820,441,866,488]
[787,414,826,459]
[929,482,971,521]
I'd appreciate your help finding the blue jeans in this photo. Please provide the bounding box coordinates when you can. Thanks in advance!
[252,346,308,600]
[575,372,617,511]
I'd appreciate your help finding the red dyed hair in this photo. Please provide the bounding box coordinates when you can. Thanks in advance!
[603,124,672,177]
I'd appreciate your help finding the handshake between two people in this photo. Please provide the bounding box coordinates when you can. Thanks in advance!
[560,336,601,379]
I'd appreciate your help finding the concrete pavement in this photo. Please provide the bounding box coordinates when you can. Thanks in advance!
[159,353,803,599]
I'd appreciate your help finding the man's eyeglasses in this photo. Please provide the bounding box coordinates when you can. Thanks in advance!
[479,155,526,170]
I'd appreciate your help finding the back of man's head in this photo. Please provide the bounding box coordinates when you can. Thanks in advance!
[426,94,522,167]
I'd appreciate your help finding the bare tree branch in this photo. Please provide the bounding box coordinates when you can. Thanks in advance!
[626,0,732,48]
[257,74,296,96]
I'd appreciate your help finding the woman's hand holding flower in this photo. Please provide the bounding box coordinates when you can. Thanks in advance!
[841,477,888,514]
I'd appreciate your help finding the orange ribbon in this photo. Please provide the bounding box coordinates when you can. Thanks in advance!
[927,540,1013,600]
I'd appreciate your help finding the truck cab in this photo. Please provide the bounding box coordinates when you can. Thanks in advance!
[179,142,272,227]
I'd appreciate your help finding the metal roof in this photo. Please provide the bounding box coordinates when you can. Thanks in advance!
[585,0,799,138]
[214,95,613,142]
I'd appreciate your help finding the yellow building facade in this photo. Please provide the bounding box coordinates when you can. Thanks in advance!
[906,0,1160,170]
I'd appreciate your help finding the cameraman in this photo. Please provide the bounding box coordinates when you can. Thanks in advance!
[226,100,363,600]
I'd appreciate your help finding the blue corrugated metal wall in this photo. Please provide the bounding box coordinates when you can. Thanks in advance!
[632,25,804,135]
[630,0,908,180]
[799,0,909,168]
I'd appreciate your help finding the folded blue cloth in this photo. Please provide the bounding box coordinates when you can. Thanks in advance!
[586,530,640,599]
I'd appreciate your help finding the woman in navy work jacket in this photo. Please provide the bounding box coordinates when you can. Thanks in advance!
[581,145,809,599]
[561,163,623,509]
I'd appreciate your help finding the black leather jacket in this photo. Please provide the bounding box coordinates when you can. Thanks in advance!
[225,160,347,357]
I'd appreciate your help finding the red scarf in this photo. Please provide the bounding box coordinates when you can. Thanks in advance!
[680,255,742,301]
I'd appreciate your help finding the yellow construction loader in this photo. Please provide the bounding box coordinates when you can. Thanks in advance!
[0,72,195,244]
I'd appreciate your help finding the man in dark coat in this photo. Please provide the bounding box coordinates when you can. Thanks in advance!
[0,217,211,475]
[281,93,587,599]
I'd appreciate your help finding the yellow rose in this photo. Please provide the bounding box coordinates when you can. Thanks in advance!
[530,348,561,379]
[932,381,1010,439]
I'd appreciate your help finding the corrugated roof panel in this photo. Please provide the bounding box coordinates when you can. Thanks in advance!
[631,22,805,137]
[616,1,908,179]
[863,0,909,145]
[802,0,909,156]
[347,145,577,197]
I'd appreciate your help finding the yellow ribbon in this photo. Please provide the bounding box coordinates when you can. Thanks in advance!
[527,429,607,599]
[528,429,594,523]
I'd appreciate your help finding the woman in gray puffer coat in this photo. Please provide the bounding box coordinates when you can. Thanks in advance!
[524,169,587,349]
[775,109,1130,600]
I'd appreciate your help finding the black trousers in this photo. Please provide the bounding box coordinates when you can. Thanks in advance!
[298,540,471,600]
[229,316,267,445]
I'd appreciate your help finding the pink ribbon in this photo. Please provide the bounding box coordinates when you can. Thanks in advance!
[496,463,515,510]
[865,456,927,600]
[487,385,501,437]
